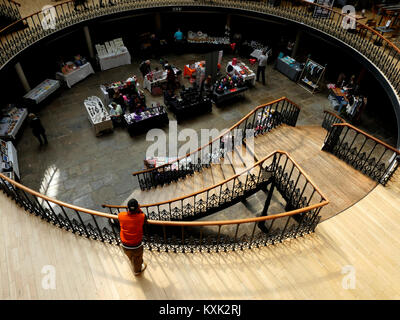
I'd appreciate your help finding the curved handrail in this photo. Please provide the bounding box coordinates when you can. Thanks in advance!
[104,150,329,210]
[332,122,400,154]
[0,0,399,69]
[323,110,346,124]
[132,97,297,176]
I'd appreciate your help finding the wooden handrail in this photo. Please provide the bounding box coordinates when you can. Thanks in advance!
[7,0,21,6]
[132,97,292,176]
[1,0,398,65]
[323,110,346,123]
[0,172,116,219]
[104,150,329,209]
[0,170,328,225]
[332,122,400,154]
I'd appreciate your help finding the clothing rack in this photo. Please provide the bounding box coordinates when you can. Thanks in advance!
[297,57,326,94]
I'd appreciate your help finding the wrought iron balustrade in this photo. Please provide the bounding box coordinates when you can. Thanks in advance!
[133,97,300,190]
[0,148,328,252]
[322,122,400,185]
[321,110,346,131]
[1,0,400,104]
[0,0,21,30]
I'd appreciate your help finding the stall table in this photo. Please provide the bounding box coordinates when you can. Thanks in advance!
[23,79,60,105]
[212,86,248,106]
[168,97,212,123]
[275,56,303,82]
[143,67,181,95]
[0,107,27,141]
[226,61,256,86]
[1,139,20,180]
[98,48,131,71]
[124,107,168,136]
[84,96,113,136]
[56,62,94,88]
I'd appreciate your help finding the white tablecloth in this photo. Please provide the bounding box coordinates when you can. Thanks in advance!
[226,61,256,86]
[56,62,94,88]
[23,79,60,104]
[98,50,131,71]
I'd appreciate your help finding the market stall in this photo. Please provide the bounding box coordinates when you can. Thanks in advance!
[0,139,20,180]
[226,59,256,86]
[164,87,212,123]
[56,62,94,88]
[23,79,60,105]
[124,104,168,136]
[143,67,181,95]
[275,55,303,82]
[84,96,113,136]
[212,74,248,106]
[100,75,142,106]
[0,105,28,141]
[96,38,131,71]
[184,61,205,77]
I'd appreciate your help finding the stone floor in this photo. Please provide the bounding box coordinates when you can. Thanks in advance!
[16,52,387,216]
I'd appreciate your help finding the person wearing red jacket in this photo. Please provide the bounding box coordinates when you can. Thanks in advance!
[118,199,147,275]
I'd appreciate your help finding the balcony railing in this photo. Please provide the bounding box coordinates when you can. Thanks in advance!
[132,97,300,190]
[321,110,346,131]
[0,149,329,252]
[322,122,400,185]
[1,0,400,105]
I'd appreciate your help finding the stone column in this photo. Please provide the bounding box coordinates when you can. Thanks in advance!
[155,12,161,33]
[83,26,95,59]
[14,62,31,93]
[292,29,303,58]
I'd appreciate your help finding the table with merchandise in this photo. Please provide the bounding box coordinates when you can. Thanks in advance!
[23,79,60,105]
[275,56,303,82]
[226,60,256,86]
[56,62,95,88]
[0,106,28,141]
[0,139,20,180]
[98,47,131,71]
[84,96,113,136]
[124,104,168,136]
[143,67,181,95]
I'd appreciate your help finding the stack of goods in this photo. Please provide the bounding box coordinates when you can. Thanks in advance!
[165,87,212,122]
[0,105,28,140]
[0,139,12,173]
[60,54,88,74]
[84,96,110,124]
[95,38,126,57]
[187,31,230,45]
[214,74,245,94]
[124,103,166,124]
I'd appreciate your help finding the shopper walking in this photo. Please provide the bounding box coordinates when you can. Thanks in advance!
[256,50,268,85]
[29,113,48,146]
[139,60,151,77]
[118,198,148,276]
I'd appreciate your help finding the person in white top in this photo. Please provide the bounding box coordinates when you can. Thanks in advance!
[256,50,268,85]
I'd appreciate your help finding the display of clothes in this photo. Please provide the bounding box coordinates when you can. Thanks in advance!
[345,96,367,119]
[305,60,324,77]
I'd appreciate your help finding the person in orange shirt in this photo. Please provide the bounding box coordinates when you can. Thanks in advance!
[118,198,147,275]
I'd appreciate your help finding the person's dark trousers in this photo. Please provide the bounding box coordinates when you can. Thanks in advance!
[34,132,48,146]
[256,66,266,85]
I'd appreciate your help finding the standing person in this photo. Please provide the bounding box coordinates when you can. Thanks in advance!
[256,50,268,85]
[166,65,177,92]
[29,113,48,146]
[174,28,183,43]
[139,60,151,77]
[118,199,147,276]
